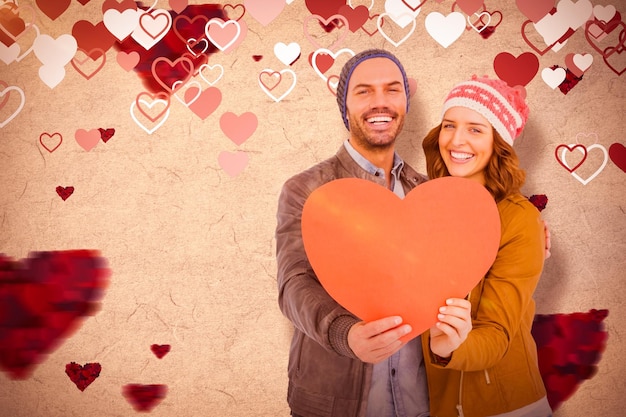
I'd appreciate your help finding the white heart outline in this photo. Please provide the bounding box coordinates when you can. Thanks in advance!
[560,143,608,185]
[130,98,170,135]
[0,84,25,128]
[0,23,40,64]
[15,23,39,62]
[205,18,241,52]
[377,12,417,47]
[467,12,491,33]
[172,79,203,107]
[384,0,422,28]
[258,68,297,102]
[199,63,224,86]
[186,37,209,56]
[311,47,355,82]
[348,0,374,11]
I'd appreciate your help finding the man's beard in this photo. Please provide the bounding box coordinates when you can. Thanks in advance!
[347,108,404,151]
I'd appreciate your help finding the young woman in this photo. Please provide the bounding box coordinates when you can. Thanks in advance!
[420,76,552,417]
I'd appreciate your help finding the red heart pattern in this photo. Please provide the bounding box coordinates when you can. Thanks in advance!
[0,251,109,379]
[65,362,101,391]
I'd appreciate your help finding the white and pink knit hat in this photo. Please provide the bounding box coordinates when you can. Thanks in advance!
[441,75,529,146]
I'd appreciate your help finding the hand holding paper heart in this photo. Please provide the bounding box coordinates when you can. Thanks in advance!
[301,177,500,341]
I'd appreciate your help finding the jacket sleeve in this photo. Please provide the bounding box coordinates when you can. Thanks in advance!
[444,197,545,371]
[276,174,360,358]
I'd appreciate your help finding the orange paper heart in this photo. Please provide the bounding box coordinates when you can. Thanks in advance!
[302,177,500,341]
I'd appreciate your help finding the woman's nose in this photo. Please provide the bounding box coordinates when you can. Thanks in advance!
[451,129,466,145]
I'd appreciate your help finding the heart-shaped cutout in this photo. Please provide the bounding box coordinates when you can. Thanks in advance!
[302,177,501,341]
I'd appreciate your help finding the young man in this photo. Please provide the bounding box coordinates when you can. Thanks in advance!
[275,49,471,417]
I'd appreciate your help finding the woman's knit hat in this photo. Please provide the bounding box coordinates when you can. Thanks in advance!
[336,49,410,130]
[441,75,529,145]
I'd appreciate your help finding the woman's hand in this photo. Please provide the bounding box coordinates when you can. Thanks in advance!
[429,298,472,360]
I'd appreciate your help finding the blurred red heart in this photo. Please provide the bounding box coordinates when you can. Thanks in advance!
[123,384,168,412]
[302,177,500,341]
[0,251,109,379]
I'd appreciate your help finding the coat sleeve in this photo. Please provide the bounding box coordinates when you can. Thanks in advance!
[444,197,545,371]
[276,174,360,358]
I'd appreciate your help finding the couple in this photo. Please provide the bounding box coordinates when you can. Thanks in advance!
[276,49,551,417]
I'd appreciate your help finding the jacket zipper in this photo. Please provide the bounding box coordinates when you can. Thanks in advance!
[457,371,464,417]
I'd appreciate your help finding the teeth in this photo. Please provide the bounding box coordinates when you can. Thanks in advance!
[367,116,392,123]
[451,151,473,160]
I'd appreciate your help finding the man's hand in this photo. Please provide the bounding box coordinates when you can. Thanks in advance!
[348,316,411,364]
[429,298,472,360]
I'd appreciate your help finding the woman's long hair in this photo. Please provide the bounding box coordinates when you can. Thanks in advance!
[422,124,526,203]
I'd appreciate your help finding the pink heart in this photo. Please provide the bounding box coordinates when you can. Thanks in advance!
[219,111,258,146]
[116,51,139,71]
[188,87,222,120]
[74,128,101,151]
[457,0,484,16]
[218,150,249,177]
[169,0,188,14]
[515,0,555,23]
[244,0,285,26]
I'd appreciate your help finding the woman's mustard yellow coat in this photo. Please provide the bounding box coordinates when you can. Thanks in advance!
[422,193,548,417]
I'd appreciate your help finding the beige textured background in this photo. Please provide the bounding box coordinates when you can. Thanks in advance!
[0,0,624,416]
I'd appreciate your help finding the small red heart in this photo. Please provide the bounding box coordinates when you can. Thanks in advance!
[56,186,74,201]
[528,194,548,212]
[252,55,263,61]
[98,128,115,143]
[65,362,101,391]
[123,384,168,412]
[150,344,171,359]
